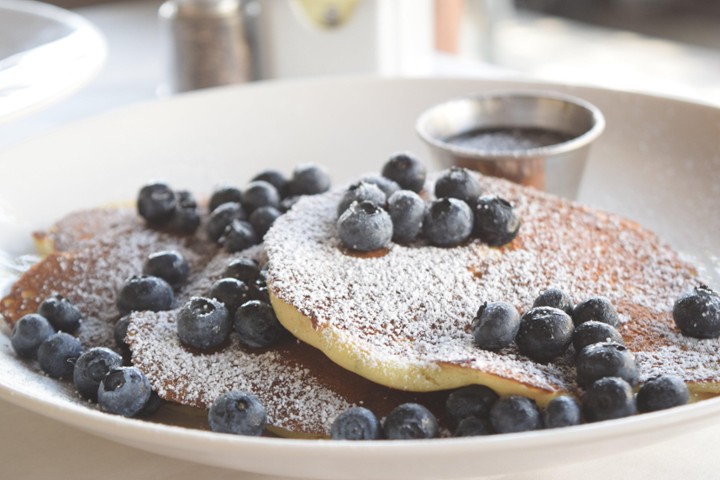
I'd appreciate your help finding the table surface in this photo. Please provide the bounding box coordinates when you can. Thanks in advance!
[2,2,720,479]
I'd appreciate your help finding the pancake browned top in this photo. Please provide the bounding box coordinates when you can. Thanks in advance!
[33,207,138,254]
[265,173,713,401]
[1,208,218,348]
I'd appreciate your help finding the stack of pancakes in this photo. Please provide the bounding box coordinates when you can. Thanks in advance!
[1,172,716,438]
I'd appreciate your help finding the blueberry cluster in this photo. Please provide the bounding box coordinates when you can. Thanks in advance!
[468,289,691,428]
[336,154,520,252]
[331,365,692,441]
[205,165,331,252]
[10,295,157,417]
[116,250,189,323]
[176,257,288,352]
[136,164,331,251]
[330,403,438,440]
[137,183,201,234]
[445,387,576,435]
[343,364,687,438]
[11,294,82,368]
[472,292,622,363]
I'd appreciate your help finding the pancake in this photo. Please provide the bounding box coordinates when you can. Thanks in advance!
[265,173,713,405]
[0,207,219,348]
[1,207,451,437]
[32,206,137,255]
[124,240,451,437]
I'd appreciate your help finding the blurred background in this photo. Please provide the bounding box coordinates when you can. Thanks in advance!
[3,0,720,148]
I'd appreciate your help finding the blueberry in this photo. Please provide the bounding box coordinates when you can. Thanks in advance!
[382,403,439,439]
[143,250,189,287]
[210,277,251,314]
[636,374,689,413]
[175,190,197,209]
[117,275,174,316]
[387,190,425,244]
[423,198,473,247]
[114,316,131,352]
[473,195,520,247]
[576,342,639,388]
[330,406,381,440]
[472,301,520,351]
[177,297,231,350]
[208,390,266,436]
[533,288,573,315]
[489,396,541,433]
[222,257,260,283]
[359,174,401,198]
[241,180,281,213]
[169,191,201,234]
[168,204,201,234]
[37,294,82,333]
[248,285,271,304]
[381,152,427,193]
[208,185,243,213]
[10,314,55,359]
[454,416,494,437]
[252,169,289,196]
[233,300,288,348]
[337,201,393,252]
[337,181,387,217]
[542,396,581,428]
[73,347,123,401]
[572,320,624,352]
[221,220,259,253]
[137,183,176,226]
[37,332,82,379]
[98,366,152,417]
[249,206,282,238]
[434,167,482,205]
[515,306,574,363]
[289,164,331,196]
[582,377,636,422]
[445,385,499,427]
[673,284,720,339]
[571,297,620,328]
[206,202,246,243]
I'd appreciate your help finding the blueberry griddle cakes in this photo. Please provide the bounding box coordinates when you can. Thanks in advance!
[0,207,449,437]
[265,173,717,404]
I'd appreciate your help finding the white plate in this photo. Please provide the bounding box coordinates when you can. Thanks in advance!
[0,0,106,123]
[0,77,719,479]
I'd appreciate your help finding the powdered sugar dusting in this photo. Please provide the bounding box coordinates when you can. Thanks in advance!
[127,310,352,435]
[265,173,709,391]
[0,208,219,348]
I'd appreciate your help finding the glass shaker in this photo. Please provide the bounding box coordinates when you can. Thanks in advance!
[159,0,255,94]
